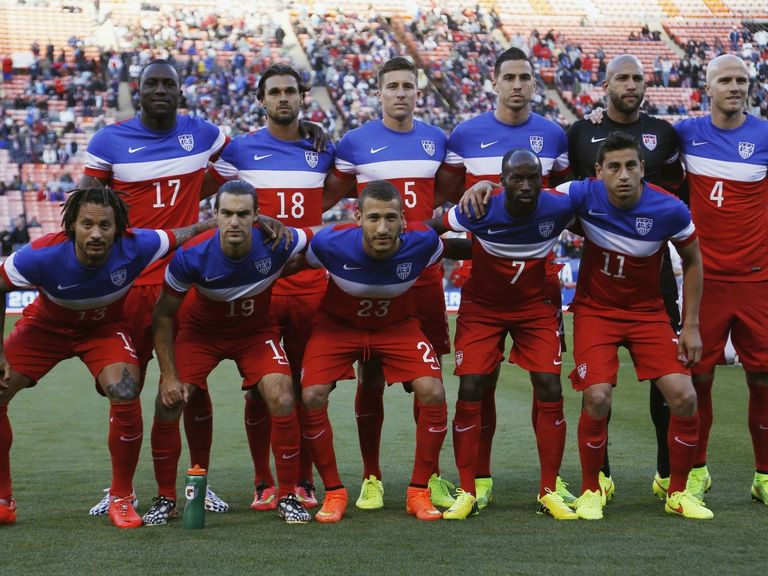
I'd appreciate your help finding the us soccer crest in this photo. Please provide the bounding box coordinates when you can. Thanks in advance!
[577,363,587,379]
[636,217,653,236]
[529,136,544,153]
[178,134,194,152]
[421,139,436,157]
[538,220,555,238]
[305,151,319,168]
[255,258,272,275]
[455,350,464,366]
[110,268,127,286]
[642,134,657,151]
[396,262,412,280]
[739,141,755,160]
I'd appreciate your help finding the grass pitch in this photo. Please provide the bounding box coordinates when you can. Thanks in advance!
[1,316,764,575]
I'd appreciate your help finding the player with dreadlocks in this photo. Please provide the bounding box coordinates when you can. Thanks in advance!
[0,187,213,529]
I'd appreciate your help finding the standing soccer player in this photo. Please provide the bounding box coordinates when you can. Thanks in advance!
[560,132,712,521]
[0,187,212,528]
[674,54,768,505]
[567,54,686,501]
[437,47,571,509]
[149,180,312,525]
[324,57,454,510]
[432,150,577,520]
[298,181,459,523]
[207,64,334,511]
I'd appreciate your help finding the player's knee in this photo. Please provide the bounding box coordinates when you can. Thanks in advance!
[268,383,296,416]
[582,386,611,417]
[458,375,485,401]
[667,387,697,416]
[414,377,445,404]
[302,385,328,409]
[531,372,562,402]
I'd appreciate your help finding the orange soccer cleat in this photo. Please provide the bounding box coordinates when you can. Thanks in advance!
[0,498,17,524]
[315,488,348,524]
[108,494,143,529]
[406,487,442,521]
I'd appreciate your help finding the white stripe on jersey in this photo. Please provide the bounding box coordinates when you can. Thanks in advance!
[236,169,326,188]
[476,236,557,259]
[153,230,172,263]
[2,253,30,288]
[444,150,464,166]
[447,209,470,233]
[212,158,239,180]
[337,159,443,182]
[581,219,666,257]
[670,221,696,244]
[87,149,214,182]
[43,284,133,311]
[684,154,767,182]
[328,273,419,299]
[192,275,282,302]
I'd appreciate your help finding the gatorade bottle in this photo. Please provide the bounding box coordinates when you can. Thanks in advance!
[183,465,207,529]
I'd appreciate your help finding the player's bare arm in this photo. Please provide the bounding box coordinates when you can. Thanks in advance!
[322,171,356,211]
[0,275,10,386]
[458,180,496,217]
[152,291,188,408]
[79,174,110,188]
[434,165,466,206]
[442,238,472,261]
[675,238,704,367]
[200,171,222,200]
[169,218,217,246]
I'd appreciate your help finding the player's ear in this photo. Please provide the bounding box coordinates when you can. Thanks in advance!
[354,209,361,223]
[594,161,603,178]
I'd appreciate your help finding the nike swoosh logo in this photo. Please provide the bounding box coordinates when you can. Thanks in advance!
[193,413,213,422]
[120,433,143,442]
[343,264,362,270]
[152,455,171,460]
[303,429,325,440]
[586,439,607,449]
[204,275,225,282]
[454,424,476,433]
[370,146,388,154]
[760,424,768,430]
[253,154,273,160]
[674,435,697,447]
[316,510,335,517]
[480,140,498,149]
[555,418,566,426]
[282,450,300,460]
[590,137,606,143]
[355,413,377,418]
[428,426,447,433]
[487,228,506,235]
[553,360,563,366]
[128,146,147,153]
[587,209,607,216]
[57,283,79,290]
[246,418,268,426]
[691,140,709,146]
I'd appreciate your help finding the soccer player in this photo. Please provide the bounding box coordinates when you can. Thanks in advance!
[80,59,233,516]
[207,64,336,511]
[436,46,571,509]
[431,149,577,520]
[559,132,712,520]
[674,54,768,505]
[323,57,454,509]
[567,54,686,501]
[0,187,212,528]
[298,181,465,523]
[149,180,312,525]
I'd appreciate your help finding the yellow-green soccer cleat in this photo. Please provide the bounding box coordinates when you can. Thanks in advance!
[665,490,714,520]
[652,473,670,501]
[751,472,768,505]
[685,466,712,503]
[556,476,577,509]
[475,477,493,510]
[355,475,384,510]
[599,472,615,505]
[537,489,579,520]
[428,474,456,508]
[575,489,604,520]
[443,489,479,520]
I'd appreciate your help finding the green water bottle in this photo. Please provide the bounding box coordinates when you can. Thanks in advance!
[183,465,207,529]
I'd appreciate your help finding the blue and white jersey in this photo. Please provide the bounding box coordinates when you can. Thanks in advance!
[306,222,443,328]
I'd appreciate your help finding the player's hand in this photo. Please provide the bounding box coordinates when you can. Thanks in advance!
[159,375,186,408]
[585,106,605,125]
[0,351,10,390]
[677,324,702,368]
[257,215,289,250]
[458,180,494,218]
[300,120,328,152]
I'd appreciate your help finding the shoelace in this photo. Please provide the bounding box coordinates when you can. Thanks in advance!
[297,483,316,498]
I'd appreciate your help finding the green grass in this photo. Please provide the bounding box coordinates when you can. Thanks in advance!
[2,316,764,575]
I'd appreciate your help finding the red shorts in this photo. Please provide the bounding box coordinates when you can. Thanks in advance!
[301,314,442,386]
[122,284,161,368]
[176,324,291,390]
[695,279,768,374]
[270,291,324,369]
[569,313,689,390]
[454,301,562,376]
[5,318,138,383]
[410,280,450,356]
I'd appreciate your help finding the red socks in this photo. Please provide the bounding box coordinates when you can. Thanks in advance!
[354,383,384,480]
[183,390,213,471]
[668,413,700,494]
[578,411,607,493]
[271,411,301,499]
[411,403,447,486]
[693,378,713,467]
[301,407,342,489]
[748,381,768,471]
[536,399,567,495]
[0,405,12,501]
[244,394,274,487]
[151,418,181,500]
[476,386,496,477]
[452,400,481,494]
[108,400,143,498]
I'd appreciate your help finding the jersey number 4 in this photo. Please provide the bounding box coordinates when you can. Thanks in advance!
[709,181,724,208]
